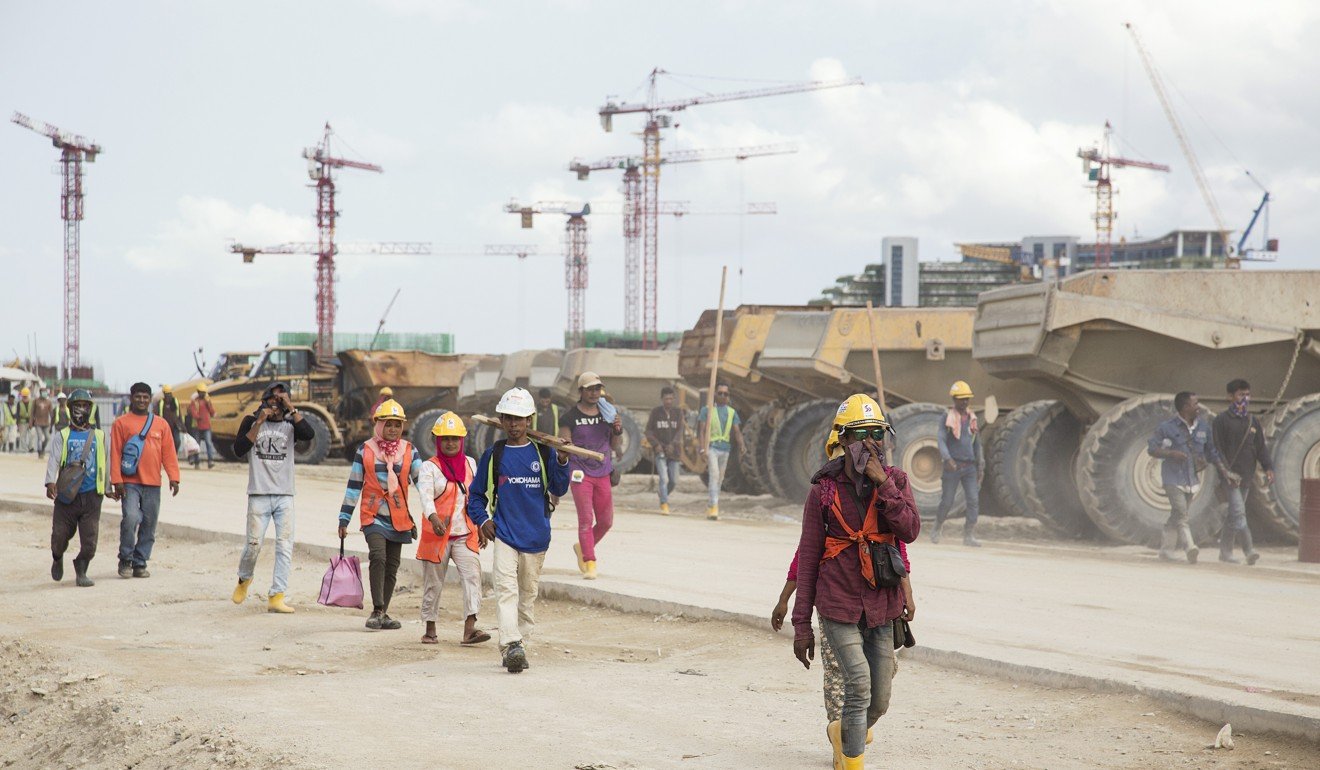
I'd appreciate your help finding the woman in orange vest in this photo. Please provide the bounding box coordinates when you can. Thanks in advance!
[337,399,424,630]
[416,411,490,646]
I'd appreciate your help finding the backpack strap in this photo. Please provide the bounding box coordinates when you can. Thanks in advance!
[533,442,556,514]
[487,440,507,516]
[139,412,154,439]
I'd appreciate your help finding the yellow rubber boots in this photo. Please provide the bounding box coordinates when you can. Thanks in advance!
[232,578,252,604]
[267,593,295,614]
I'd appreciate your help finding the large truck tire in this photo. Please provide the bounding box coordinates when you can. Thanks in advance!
[984,400,1051,521]
[1018,401,1098,539]
[1249,393,1320,542]
[886,403,952,521]
[410,408,447,459]
[738,403,779,496]
[293,411,331,465]
[765,399,839,503]
[973,417,1008,517]
[1075,394,1217,548]
[467,422,498,460]
[613,409,644,476]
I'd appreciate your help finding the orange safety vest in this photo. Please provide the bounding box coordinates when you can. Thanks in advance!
[820,485,896,590]
[359,440,416,533]
[416,456,479,562]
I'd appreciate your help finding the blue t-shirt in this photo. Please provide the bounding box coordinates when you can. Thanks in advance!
[64,429,99,494]
[468,442,571,554]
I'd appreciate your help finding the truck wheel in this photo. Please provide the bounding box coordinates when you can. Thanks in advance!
[984,400,1051,521]
[973,417,1007,517]
[467,423,497,459]
[1018,401,1098,539]
[293,412,331,465]
[1075,394,1217,548]
[612,409,643,476]
[888,403,956,521]
[738,403,779,495]
[765,399,841,502]
[1250,393,1320,541]
[410,409,447,459]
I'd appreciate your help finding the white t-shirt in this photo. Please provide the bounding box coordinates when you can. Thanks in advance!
[417,455,477,536]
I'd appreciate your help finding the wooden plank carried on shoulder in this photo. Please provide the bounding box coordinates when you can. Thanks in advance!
[471,414,605,463]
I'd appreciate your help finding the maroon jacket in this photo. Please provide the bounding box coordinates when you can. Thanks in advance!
[791,461,921,641]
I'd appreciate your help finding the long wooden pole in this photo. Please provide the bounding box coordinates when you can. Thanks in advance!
[864,300,886,407]
[704,266,729,460]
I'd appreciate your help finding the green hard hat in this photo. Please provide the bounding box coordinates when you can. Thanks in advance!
[68,388,94,404]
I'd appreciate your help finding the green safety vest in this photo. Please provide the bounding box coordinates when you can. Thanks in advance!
[59,427,107,496]
[17,400,30,421]
[157,396,177,416]
[532,404,559,435]
[707,406,735,443]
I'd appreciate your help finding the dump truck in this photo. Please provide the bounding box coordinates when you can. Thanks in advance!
[973,270,1320,546]
[678,305,1058,517]
[204,345,492,464]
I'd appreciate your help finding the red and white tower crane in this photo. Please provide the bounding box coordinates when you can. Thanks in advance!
[505,201,591,348]
[568,143,795,334]
[10,112,102,379]
[598,69,862,346]
[1077,122,1169,267]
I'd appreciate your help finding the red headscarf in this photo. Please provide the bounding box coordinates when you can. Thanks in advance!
[435,436,467,484]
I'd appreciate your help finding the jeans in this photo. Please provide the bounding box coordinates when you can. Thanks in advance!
[706,447,730,507]
[237,494,294,594]
[820,617,895,758]
[655,454,681,504]
[937,462,980,530]
[34,425,52,457]
[1161,485,1196,555]
[492,538,546,650]
[1220,485,1255,557]
[364,532,403,612]
[118,483,161,568]
[570,473,614,562]
[195,428,215,464]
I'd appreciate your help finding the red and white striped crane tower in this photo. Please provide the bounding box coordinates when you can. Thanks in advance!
[568,143,795,335]
[598,70,861,346]
[10,112,102,379]
[505,201,591,348]
[1077,121,1169,267]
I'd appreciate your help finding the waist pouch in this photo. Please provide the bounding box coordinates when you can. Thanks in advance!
[869,541,907,589]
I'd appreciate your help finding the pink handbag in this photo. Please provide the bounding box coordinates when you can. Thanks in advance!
[317,538,364,609]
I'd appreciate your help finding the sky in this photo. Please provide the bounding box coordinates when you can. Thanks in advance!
[2,0,1317,390]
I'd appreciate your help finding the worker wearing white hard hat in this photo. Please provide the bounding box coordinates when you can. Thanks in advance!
[468,387,572,673]
[933,380,984,546]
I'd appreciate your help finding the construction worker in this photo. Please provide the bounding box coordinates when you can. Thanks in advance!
[1148,391,1219,563]
[371,386,394,415]
[156,384,183,453]
[231,382,315,613]
[932,380,984,546]
[188,383,217,469]
[1212,378,1274,565]
[54,392,70,430]
[532,388,560,436]
[109,383,181,579]
[16,387,32,453]
[337,399,423,630]
[645,386,685,514]
[31,388,54,458]
[43,389,107,587]
[558,372,621,580]
[469,387,572,673]
[416,411,490,646]
[792,393,920,770]
[697,381,747,519]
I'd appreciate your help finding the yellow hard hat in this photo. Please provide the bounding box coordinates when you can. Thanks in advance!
[380,386,394,397]
[950,380,974,399]
[833,393,889,431]
[825,428,843,459]
[196,382,209,394]
[431,411,467,438]
[20,387,30,397]
[373,398,406,422]
[162,384,173,394]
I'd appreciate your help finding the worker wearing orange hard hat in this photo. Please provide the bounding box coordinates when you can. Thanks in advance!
[933,380,983,546]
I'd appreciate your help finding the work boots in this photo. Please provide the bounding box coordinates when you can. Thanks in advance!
[1158,527,1178,561]
[267,593,295,614]
[930,520,943,544]
[118,561,132,579]
[963,524,981,548]
[232,577,253,604]
[1178,524,1199,564]
[503,642,529,674]
[51,557,63,582]
[72,558,94,587]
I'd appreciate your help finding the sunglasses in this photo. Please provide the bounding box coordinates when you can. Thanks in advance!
[841,427,888,440]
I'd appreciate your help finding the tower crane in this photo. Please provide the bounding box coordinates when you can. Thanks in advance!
[568,143,795,333]
[599,69,862,345]
[10,112,102,379]
[505,201,591,348]
[1077,122,1169,267]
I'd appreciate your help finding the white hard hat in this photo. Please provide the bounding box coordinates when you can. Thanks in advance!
[495,387,536,418]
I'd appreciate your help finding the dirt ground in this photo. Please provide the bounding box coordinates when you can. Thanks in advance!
[3,509,1317,769]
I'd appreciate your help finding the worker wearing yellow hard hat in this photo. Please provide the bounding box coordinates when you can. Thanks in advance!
[337,397,423,631]
[156,385,183,451]
[790,392,920,769]
[416,411,490,647]
[933,380,983,546]
[188,382,216,470]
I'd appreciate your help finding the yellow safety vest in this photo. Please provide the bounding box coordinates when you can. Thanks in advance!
[707,406,735,443]
[59,427,107,496]
[533,404,559,435]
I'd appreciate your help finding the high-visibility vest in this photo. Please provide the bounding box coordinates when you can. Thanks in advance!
[358,440,416,532]
[532,404,559,435]
[157,396,178,417]
[59,427,107,496]
[416,456,479,562]
[707,406,735,443]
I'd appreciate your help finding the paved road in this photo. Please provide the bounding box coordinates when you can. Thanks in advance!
[5,452,1319,729]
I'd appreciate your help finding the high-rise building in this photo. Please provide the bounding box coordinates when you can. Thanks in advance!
[882,237,919,307]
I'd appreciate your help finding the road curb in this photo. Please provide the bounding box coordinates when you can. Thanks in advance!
[6,498,1318,745]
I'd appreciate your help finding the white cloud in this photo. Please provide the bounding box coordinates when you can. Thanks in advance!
[124,196,309,275]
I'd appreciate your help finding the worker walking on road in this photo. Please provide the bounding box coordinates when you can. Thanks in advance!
[1212,379,1273,565]
[54,392,70,431]
[697,382,747,520]
[2,394,17,453]
[188,384,217,469]
[31,388,54,459]
[469,387,571,673]
[43,389,107,587]
[532,388,560,436]
[156,384,183,453]
[416,411,490,646]
[337,399,423,630]
[558,372,620,580]
[109,383,180,579]
[646,386,685,514]
[1148,391,1221,563]
[16,387,32,453]
[792,393,920,770]
[231,382,315,613]
[932,380,984,546]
